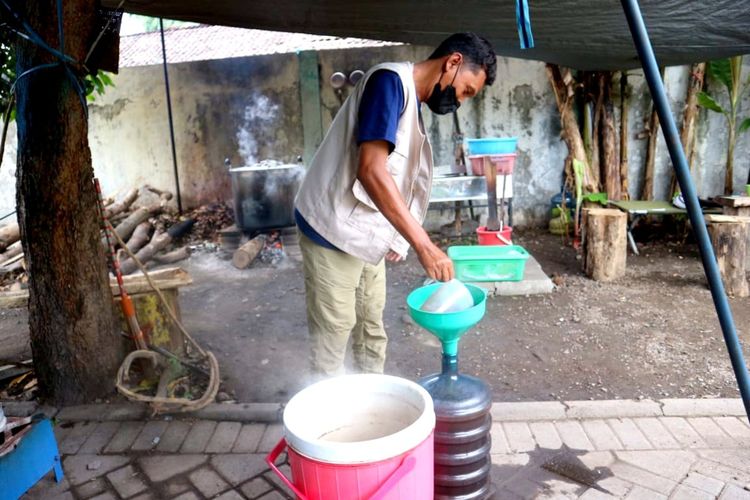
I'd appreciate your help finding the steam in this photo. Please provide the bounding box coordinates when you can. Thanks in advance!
[236,93,279,166]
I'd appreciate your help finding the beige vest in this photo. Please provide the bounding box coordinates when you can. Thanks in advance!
[295,62,433,265]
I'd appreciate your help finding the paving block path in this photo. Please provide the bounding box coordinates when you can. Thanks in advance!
[12,398,750,499]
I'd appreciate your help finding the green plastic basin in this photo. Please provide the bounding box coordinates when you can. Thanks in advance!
[407,283,487,356]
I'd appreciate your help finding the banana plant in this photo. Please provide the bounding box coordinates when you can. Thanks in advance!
[697,56,750,194]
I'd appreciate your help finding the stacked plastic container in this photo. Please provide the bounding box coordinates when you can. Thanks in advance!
[465,137,517,176]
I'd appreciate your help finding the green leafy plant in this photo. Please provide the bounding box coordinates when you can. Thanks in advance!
[697,56,750,194]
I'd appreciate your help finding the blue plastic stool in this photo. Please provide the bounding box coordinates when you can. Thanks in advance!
[0,418,63,500]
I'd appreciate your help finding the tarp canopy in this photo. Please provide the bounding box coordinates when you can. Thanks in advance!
[104,0,750,70]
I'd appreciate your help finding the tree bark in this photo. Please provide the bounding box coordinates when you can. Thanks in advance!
[671,62,706,196]
[707,219,749,297]
[582,208,627,281]
[16,0,121,404]
[641,67,666,200]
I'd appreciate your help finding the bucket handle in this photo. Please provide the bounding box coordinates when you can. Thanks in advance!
[266,438,308,499]
[495,232,512,245]
[266,438,417,500]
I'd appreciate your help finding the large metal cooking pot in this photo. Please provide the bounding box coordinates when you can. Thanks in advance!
[228,161,305,233]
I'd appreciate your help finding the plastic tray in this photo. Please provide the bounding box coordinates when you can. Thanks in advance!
[465,137,517,155]
[448,245,529,282]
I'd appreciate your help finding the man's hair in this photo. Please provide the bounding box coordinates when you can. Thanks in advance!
[429,32,497,86]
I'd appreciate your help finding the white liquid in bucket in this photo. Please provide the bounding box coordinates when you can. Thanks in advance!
[318,393,421,442]
[283,374,435,464]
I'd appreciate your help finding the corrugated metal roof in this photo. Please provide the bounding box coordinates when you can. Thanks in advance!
[119,24,402,67]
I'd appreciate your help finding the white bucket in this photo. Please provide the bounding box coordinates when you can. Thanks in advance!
[283,374,435,463]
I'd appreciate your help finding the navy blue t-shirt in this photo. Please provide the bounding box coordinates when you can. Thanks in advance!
[296,70,405,249]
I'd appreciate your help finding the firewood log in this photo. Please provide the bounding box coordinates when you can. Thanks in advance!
[232,235,265,269]
[126,221,152,254]
[0,241,23,265]
[113,205,161,241]
[0,223,20,252]
[120,231,172,275]
[118,219,193,274]
[103,188,138,219]
[152,246,190,265]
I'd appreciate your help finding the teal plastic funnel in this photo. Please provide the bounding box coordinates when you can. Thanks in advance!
[407,283,487,356]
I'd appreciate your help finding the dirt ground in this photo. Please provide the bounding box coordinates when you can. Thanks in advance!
[2,227,749,404]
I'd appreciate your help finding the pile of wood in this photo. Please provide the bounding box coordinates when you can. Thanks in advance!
[0,185,235,289]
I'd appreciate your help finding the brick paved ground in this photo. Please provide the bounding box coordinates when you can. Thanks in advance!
[11,399,750,499]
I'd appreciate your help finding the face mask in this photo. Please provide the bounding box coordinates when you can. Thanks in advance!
[426,64,461,115]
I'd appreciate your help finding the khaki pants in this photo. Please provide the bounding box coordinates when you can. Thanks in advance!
[299,232,387,376]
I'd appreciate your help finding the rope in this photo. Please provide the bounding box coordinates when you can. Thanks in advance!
[108,220,220,413]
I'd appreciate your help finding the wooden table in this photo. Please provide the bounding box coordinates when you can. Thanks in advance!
[715,195,750,217]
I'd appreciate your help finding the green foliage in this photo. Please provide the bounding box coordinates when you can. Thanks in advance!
[707,59,734,93]
[84,71,116,102]
[697,56,750,193]
[697,91,725,115]
[698,56,749,132]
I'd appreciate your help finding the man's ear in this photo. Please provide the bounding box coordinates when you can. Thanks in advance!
[448,52,463,69]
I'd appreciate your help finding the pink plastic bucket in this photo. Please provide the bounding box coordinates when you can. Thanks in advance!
[266,374,435,500]
[476,226,513,246]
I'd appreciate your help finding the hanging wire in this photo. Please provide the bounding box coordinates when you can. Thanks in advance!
[0,0,89,116]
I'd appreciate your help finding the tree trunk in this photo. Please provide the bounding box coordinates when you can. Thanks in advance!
[726,121,736,195]
[619,72,630,200]
[671,62,705,196]
[582,208,627,281]
[600,73,621,200]
[641,67,666,200]
[546,64,598,193]
[707,218,749,297]
[15,0,120,404]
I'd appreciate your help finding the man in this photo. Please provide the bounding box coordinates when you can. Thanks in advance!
[295,32,497,377]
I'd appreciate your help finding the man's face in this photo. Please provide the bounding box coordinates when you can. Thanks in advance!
[452,66,487,103]
[440,54,487,104]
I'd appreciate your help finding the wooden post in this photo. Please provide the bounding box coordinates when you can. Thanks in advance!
[707,215,750,297]
[582,208,627,281]
[641,66,666,201]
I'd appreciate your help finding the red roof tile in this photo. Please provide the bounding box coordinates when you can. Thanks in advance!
[119,25,401,67]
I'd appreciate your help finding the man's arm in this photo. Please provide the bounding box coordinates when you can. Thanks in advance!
[357,140,454,282]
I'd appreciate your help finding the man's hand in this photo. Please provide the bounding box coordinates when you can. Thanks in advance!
[415,241,454,282]
[385,250,404,262]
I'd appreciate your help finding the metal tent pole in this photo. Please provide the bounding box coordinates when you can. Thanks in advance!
[621,0,750,421]
[159,18,183,214]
